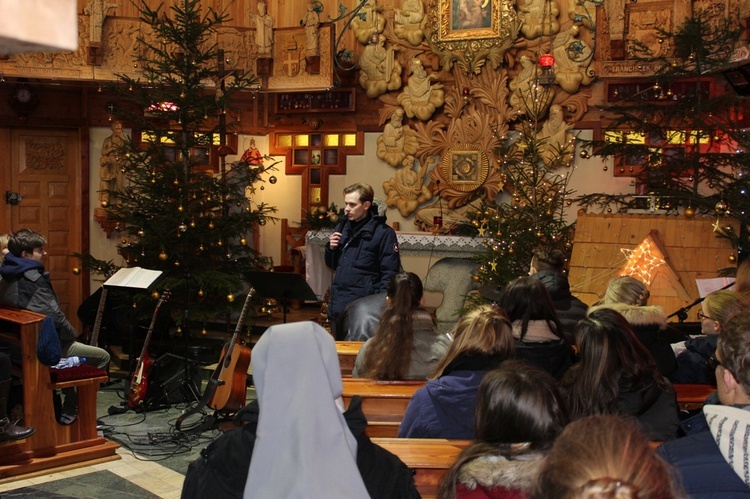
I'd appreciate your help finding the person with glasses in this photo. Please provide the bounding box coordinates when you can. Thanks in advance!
[657,309,750,496]
[670,290,749,384]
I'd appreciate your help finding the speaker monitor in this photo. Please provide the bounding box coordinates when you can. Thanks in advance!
[144,353,202,407]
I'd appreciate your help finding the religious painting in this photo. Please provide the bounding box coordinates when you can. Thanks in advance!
[425,0,520,74]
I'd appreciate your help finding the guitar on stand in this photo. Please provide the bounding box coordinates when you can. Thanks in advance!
[89,288,108,347]
[176,288,255,431]
[127,290,171,409]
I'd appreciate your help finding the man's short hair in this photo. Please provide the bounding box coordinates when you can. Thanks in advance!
[532,247,565,272]
[7,229,46,257]
[718,309,750,393]
[343,183,374,204]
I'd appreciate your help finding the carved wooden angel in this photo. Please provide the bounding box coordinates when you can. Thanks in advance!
[397,59,444,121]
[383,155,433,217]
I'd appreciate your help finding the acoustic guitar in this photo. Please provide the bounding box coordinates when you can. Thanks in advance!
[207,287,255,413]
[89,287,107,347]
[127,290,170,409]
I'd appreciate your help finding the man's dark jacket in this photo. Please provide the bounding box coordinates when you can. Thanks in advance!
[325,209,400,320]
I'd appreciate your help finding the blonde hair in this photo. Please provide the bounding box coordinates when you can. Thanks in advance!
[533,415,681,499]
[602,276,649,306]
[431,305,514,379]
[703,290,750,328]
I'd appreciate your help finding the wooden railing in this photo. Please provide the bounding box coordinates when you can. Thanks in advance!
[336,341,363,377]
[674,383,715,411]
[373,437,470,499]
[0,307,119,479]
[342,378,424,437]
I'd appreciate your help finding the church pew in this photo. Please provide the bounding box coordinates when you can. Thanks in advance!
[335,341,364,377]
[372,437,470,498]
[673,383,716,411]
[0,307,119,478]
[342,378,424,437]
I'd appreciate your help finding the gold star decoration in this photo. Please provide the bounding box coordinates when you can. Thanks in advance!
[620,236,665,285]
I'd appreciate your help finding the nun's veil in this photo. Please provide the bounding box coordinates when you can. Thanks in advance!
[243,321,369,498]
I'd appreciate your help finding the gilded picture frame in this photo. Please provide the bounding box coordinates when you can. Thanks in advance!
[425,0,521,74]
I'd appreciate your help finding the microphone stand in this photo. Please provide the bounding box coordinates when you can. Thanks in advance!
[667,280,735,322]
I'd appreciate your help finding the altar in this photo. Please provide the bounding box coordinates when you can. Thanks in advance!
[304,231,484,299]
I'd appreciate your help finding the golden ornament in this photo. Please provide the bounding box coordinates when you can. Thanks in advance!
[227,293,235,302]
[729,254,737,263]
[684,206,695,218]
[72,267,81,275]
[198,289,205,297]
[100,200,109,208]
[159,251,168,261]
[151,291,160,299]
[201,328,207,336]
[240,237,247,246]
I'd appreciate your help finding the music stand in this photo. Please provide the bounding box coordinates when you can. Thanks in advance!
[245,271,318,323]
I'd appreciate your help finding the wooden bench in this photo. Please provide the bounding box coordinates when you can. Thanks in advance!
[336,341,363,377]
[342,378,425,437]
[372,437,470,498]
[674,383,716,411]
[0,308,119,479]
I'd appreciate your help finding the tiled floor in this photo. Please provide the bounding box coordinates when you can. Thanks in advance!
[0,447,186,498]
[0,379,241,498]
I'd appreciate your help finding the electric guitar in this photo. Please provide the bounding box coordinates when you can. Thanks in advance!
[127,290,170,409]
[206,287,255,413]
[89,287,108,347]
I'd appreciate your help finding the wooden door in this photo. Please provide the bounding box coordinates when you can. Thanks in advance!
[0,128,83,329]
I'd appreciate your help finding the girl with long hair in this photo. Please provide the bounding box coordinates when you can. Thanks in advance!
[560,308,679,441]
[398,305,514,438]
[437,361,569,498]
[353,272,450,379]
[498,277,573,379]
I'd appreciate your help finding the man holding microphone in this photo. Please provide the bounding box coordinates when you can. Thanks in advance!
[325,183,400,336]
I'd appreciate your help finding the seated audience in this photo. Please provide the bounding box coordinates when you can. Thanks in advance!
[560,308,679,441]
[353,272,450,379]
[670,289,749,384]
[497,277,574,379]
[0,229,110,425]
[0,351,34,442]
[589,275,677,377]
[334,292,387,341]
[528,247,587,343]
[398,305,514,438]
[184,321,419,498]
[533,415,682,499]
[657,309,750,497]
[437,361,568,498]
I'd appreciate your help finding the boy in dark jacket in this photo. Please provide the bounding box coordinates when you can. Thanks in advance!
[0,229,110,424]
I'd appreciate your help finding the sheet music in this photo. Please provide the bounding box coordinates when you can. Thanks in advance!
[696,277,735,298]
[104,267,163,290]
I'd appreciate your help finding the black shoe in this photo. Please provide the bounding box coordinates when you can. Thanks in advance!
[0,417,35,442]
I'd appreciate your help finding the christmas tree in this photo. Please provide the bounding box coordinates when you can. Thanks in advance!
[458,81,577,286]
[576,12,750,262]
[89,0,276,327]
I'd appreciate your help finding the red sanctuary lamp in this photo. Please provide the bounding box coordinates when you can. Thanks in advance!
[538,53,555,68]
[537,53,556,86]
